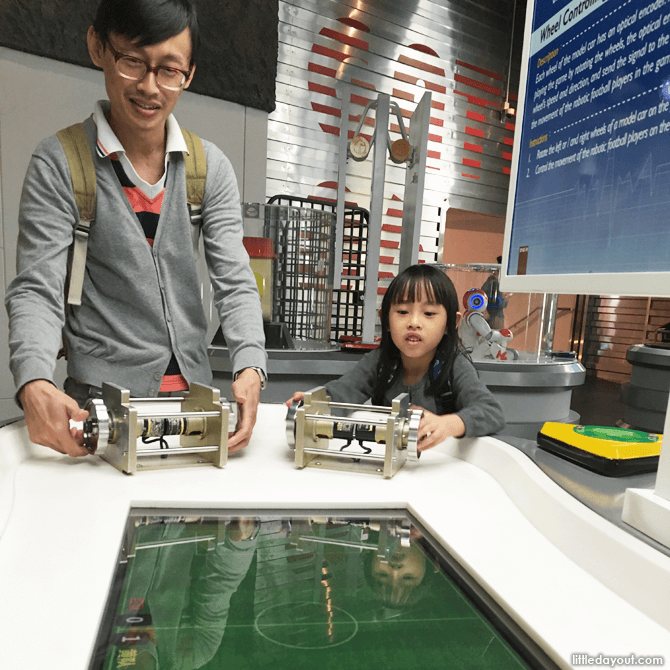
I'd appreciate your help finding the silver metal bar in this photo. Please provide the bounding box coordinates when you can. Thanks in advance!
[389,102,409,142]
[129,397,185,403]
[135,535,216,550]
[136,411,221,419]
[304,412,392,427]
[352,99,376,139]
[297,535,378,550]
[539,293,559,356]
[303,447,387,462]
[505,0,518,108]
[307,400,389,412]
[136,445,220,456]
[334,81,351,284]
[577,296,590,362]
[399,91,432,272]
[362,93,390,343]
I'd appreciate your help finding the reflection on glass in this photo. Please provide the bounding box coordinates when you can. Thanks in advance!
[369,540,426,607]
[91,510,553,669]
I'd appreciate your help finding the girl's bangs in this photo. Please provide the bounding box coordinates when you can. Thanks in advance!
[391,277,438,304]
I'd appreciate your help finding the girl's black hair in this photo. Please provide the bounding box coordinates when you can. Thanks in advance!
[93,0,200,66]
[372,265,461,405]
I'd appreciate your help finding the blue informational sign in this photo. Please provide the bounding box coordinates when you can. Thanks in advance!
[508,0,670,276]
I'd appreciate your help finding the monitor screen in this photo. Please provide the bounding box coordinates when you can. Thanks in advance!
[502,0,670,296]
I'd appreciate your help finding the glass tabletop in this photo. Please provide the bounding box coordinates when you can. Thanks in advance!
[90,508,556,670]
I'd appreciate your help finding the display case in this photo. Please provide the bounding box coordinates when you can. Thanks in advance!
[439,263,571,358]
[242,202,337,351]
[438,263,586,438]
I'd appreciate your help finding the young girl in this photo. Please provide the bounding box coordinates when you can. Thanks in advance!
[287,264,505,451]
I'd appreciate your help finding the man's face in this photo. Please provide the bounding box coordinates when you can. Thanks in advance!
[87,27,195,142]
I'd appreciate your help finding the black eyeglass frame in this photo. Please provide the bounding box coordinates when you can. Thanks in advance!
[105,41,192,91]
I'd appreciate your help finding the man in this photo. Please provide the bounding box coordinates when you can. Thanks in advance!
[5,0,267,457]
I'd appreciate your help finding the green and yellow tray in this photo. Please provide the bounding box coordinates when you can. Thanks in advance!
[537,422,662,477]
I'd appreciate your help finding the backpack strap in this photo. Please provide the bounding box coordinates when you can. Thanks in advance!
[56,123,96,307]
[430,350,456,415]
[181,128,206,224]
[56,125,206,311]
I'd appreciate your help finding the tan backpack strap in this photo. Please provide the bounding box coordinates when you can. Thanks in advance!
[181,127,207,224]
[56,123,96,307]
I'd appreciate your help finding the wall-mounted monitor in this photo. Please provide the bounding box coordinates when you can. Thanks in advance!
[502,0,670,297]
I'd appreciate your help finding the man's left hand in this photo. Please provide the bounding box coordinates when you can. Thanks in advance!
[228,368,262,453]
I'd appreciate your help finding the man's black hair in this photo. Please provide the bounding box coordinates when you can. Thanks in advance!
[93,0,200,65]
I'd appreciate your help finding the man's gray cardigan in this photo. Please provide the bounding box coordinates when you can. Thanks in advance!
[5,116,266,398]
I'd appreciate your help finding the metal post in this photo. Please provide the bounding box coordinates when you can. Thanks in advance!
[361,93,390,344]
[399,91,432,272]
[334,83,351,284]
[539,293,559,356]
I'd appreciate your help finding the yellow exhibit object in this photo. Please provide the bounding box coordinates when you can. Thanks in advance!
[243,237,275,321]
[253,271,265,296]
[537,422,662,477]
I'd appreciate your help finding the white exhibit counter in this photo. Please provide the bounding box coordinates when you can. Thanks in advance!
[1,403,669,668]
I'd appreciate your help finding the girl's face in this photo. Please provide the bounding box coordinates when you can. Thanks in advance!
[388,285,448,366]
[370,543,427,606]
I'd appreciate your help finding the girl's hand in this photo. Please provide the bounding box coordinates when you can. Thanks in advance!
[411,406,466,451]
[285,391,305,407]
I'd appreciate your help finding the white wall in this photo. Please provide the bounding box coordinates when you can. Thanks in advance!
[0,46,268,420]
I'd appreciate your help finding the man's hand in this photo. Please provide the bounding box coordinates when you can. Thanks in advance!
[20,379,90,457]
[228,368,262,453]
[412,406,466,452]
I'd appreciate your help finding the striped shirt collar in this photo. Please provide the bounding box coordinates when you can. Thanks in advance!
[93,100,188,157]
[92,100,188,198]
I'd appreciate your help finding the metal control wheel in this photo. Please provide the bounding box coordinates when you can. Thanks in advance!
[83,398,110,454]
[406,409,422,462]
[285,399,302,450]
[228,402,239,434]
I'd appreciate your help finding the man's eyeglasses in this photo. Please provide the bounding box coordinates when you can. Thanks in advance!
[106,42,191,91]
